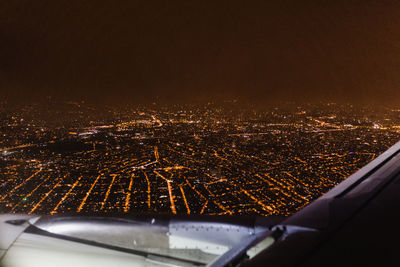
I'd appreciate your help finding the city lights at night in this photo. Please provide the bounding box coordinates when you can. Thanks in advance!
[1,101,399,216]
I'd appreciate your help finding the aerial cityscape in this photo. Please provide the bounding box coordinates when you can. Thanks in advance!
[0,100,399,216]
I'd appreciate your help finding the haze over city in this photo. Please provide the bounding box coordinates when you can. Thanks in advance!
[1,0,400,105]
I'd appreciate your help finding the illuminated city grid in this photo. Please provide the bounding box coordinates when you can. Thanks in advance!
[1,101,399,216]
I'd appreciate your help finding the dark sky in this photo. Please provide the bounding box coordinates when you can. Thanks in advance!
[1,0,400,105]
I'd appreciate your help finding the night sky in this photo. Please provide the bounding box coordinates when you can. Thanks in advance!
[1,0,400,105]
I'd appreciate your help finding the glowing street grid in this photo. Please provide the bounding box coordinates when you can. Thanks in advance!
[1,102,399,216]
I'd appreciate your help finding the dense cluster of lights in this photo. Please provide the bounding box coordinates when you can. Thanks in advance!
[0,101,399,216]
